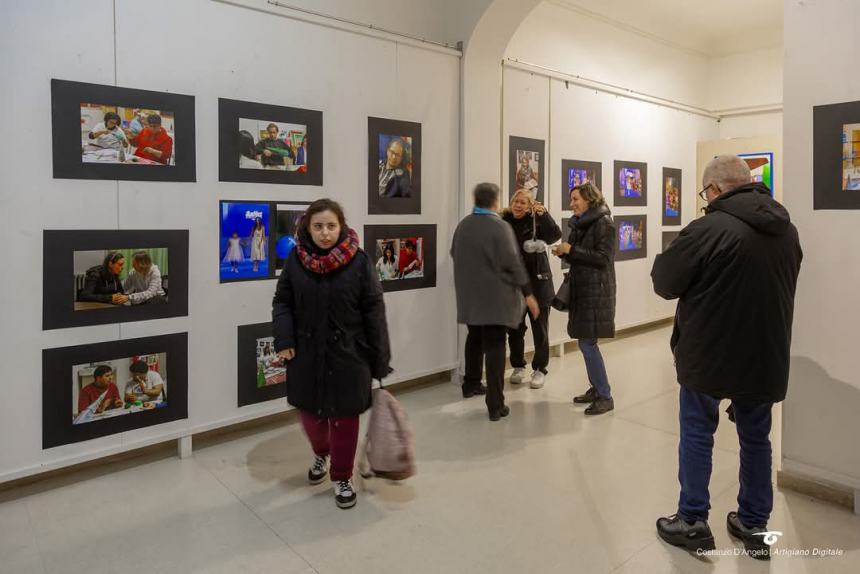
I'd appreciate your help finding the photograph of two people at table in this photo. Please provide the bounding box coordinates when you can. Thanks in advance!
[73,357,168,424]
[80,104,175,165]
[75,250,167,309]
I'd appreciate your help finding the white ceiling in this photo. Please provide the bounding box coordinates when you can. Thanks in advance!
[549,0,783,57]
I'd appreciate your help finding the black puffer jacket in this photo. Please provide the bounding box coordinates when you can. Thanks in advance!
[651,183,802,402]
[561,204,617,339]
[502,210,563,307]
[78,265,123,303]
[272,232,392,417]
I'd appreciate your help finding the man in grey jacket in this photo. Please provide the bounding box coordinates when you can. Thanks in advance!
[451,183,539,421]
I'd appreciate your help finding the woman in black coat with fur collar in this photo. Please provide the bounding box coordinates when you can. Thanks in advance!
[552,183,617,415]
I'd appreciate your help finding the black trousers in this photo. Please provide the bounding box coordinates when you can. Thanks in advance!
[463,324,507,413]
[507,306,550,373]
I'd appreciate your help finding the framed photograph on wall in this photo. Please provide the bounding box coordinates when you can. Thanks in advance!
[509,136,545,204]
[614,215,647,261]
[238,322,287,407]
[737,153,774,197]
[43,230,189,330]
[42,333,188,449]
[219,200,309,282]
[662,231,680,253]
[51,79,195,182]
[613,160,648,207]
[813,100,860,209]
[364,224,437,293]
[662,167,682,225]
[218,98,323,186]
[368,117,421,214]
[561,159,602,211]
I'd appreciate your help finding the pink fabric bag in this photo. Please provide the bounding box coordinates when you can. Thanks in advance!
[359,387,416,480]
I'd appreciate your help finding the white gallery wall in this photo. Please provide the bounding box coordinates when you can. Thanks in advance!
[708,47,784,141]
[503,2,720,345]
[781,0,860,495]
[0,0,460,481]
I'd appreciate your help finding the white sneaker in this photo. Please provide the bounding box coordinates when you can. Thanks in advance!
[510,368,527,384]
[529,371,545,389]
[308,454,328,484]
[334,479,357,509]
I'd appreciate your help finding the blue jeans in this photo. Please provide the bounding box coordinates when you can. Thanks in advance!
[678,386,773,526]
[578,339,611,399]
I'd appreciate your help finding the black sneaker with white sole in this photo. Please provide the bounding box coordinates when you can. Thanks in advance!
[656,514,716,553]
[726,512,771,560]
[335,479,357,509]
[308,454,328,485]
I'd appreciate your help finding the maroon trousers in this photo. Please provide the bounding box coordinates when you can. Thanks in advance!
[299,411,360,481]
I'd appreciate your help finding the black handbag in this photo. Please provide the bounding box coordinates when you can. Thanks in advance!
[551,272,572,312]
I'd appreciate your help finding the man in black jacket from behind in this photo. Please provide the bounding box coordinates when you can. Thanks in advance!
[651,155,802,560]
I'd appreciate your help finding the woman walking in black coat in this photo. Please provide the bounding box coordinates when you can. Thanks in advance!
[502,189,562,388]
[551,183,617,415]
[272,199,392,509]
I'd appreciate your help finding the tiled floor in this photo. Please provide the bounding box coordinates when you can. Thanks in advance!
[2,326,858,573]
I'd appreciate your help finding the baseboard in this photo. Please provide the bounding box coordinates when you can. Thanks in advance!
[777,468,856,513]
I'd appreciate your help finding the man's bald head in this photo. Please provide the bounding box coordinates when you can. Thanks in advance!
[703,155,751,197]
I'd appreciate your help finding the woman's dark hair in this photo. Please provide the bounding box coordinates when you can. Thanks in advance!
[473,182,499,209]
[570,182,605,208]
[382,242,395,263]
[103,251,124,271]
[147,114,162,126]
[238,130,256,158]
[297,199,347,238]
[404,240,415,250]
[103,111,121,125]
[253,217,264,231]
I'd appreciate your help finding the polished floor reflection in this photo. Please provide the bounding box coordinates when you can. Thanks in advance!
[2,326,858,573]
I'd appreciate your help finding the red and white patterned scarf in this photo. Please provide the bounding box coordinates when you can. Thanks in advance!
[296,228,360,274]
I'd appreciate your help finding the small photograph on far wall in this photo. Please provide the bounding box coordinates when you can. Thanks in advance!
[220,201,271,282]
[662,231,680,253]
[73,354,168,426]
[813,100,860,209]
[374,237,425,282]
[364,224,437,293]
[738,152,774,196]
[614,215,647,261]
[238,119,307,172]
[509,136,545,204]
[368,117,422,215]
[561,159,602,211]
[842,123,860,191]
[238,322,287,407]
[43,333,188,449]
[662,167,682,225]
[613,160,647,206]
